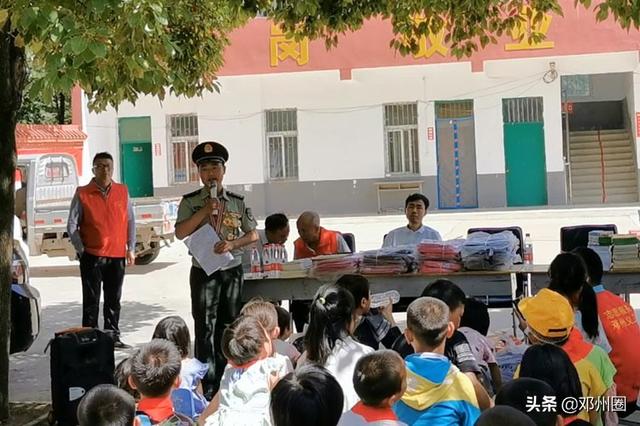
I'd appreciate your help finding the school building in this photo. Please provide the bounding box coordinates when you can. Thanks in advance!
[75,0,640,217]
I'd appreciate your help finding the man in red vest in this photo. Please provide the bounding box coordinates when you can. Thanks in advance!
[67,152,136,349]
[293,211,350,259]
[291,211,351,331]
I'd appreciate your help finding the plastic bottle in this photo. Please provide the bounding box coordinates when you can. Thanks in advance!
[263,244,273,277]
[276,244,284,272]
[369,290,401,309]
[523,233,533,265]
[250,247,262,277]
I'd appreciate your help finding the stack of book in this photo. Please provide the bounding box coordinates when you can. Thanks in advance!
[280,259,313,278]
[611,234,640,270]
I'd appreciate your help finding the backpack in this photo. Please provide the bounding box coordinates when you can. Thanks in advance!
[135,411,195,426]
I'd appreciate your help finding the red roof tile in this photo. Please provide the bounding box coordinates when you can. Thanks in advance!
[16,124,87,143]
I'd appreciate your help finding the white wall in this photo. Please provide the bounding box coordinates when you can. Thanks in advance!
[85,51,640,187]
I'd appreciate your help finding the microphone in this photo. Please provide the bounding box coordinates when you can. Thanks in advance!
[210,181,219,216]
[210,181,218,201]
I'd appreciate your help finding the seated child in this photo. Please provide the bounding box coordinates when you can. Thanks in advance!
[274,306,301,365]
[240,299,294,372]
[459,298,502,393]
[518,344,583,424]
[203,315,291,426]
[270,365,344,426]
[338,350,407,425]
[475,406,536,426]
[130,339,193,425]
[298,284,374,412]
[495,378,564,426]
[392,280,492,409]
[152,316,209,418]
[336,274,402,350]
[77,384,136,426]
[115,353,140,401]
[517,288,616,426]
[393,297,481,426]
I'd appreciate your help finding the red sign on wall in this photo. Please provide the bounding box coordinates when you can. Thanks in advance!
[154,143,162,156]
[636,113,640,138]
[427,127,435,141]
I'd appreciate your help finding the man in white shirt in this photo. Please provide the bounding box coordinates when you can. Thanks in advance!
[382,193,441,247]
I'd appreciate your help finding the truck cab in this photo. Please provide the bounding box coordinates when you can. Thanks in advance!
[16,153,178,264]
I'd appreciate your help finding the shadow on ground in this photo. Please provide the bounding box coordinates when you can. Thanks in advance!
[9,300,173,402]
[29,261,177,278]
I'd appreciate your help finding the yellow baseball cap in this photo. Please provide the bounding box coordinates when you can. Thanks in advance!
[518,288,574,340]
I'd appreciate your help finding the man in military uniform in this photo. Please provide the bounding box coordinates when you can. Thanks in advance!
[174,141,258,397]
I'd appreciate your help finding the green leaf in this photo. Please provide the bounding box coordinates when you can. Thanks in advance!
[89,42,107,58]
[69,37,88,55]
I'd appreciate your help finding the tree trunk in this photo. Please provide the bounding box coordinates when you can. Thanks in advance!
[0,20,26,420]
[56,93,65,124]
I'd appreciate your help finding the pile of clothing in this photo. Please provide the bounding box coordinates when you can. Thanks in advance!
[359,246,416,274]
[461,231,521,271]
[416,239,464,273]
[310,254,360,277]
[611,234,640,270]
[587,230,613,271]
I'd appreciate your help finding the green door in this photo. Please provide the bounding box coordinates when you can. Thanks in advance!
[118,117,153,198]
[503,98,548,206]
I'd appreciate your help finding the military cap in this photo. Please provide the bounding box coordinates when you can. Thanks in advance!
[191,141,229,165]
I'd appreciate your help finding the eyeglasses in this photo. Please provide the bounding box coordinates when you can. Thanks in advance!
[93,164,112,170]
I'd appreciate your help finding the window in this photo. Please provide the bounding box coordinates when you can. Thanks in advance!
[168,114,199,184]
[384,103,419,175]
[266,109,299,180]
[562,75,591,98]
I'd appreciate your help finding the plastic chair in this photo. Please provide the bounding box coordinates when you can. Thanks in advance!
[560,224,618,252]
[342,233,356,253]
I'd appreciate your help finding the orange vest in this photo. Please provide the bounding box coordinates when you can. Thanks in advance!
[294,227,340,259]
[77,181,130,258]
[595,285,640,401]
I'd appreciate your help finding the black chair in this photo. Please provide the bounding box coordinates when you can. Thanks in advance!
[467,226,525,304]
[342,233,356,253]
[560,224,618,252]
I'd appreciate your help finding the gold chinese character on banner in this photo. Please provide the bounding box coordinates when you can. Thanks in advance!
[505,7,554,51]
[414,29,448,59]
[269,24,309,67]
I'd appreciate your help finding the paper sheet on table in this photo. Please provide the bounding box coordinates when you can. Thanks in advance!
[184,224,233,275]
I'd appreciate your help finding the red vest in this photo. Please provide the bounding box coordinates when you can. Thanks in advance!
[77,181,129,258]
[294,227,340,259]
[596,287,640,401]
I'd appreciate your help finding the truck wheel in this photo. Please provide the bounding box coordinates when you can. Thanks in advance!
[135,243,160,265]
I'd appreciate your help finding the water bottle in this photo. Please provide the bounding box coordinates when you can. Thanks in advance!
[276,244,284,272]
[263,244,275,278]
[250,247,262,277]
[523,233,533,265]
[370,290,401,309]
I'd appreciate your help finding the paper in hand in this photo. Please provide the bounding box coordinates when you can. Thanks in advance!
[185,224,233,275]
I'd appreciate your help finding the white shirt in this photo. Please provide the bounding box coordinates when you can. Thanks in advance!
[382,225,442,247]
[298,336,374,412]
[274,339,301,364]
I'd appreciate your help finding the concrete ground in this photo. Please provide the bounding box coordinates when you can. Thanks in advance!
[9,205,640,407]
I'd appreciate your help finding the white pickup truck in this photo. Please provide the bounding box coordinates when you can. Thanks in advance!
[16,153,179,265]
